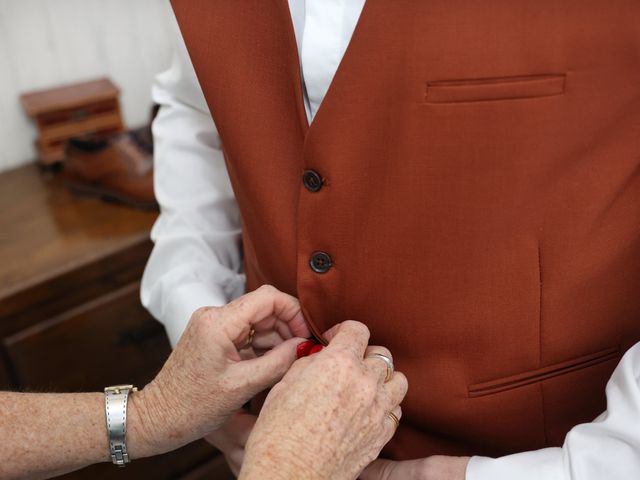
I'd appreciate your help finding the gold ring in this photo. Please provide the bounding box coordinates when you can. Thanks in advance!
[243,329,256,349]
[366,353,394,383]
[386,411,400,429]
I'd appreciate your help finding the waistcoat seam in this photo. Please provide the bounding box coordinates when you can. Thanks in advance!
[538,240,550,445]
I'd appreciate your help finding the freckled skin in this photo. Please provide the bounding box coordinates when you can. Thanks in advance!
[138,286,315,457]
[360,456,470,480]
[240,321,408,480]
[1,287,408,480]
[0,286,310,478]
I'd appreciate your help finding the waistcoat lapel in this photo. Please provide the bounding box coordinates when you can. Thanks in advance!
[172,0,307,153]
[273,0,309,135]
[300,0,413,156]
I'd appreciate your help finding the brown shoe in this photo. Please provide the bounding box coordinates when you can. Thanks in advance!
[64,133,158,210]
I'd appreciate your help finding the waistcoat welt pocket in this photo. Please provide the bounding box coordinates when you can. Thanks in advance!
[425,73,566,104]
[468,346,620,398]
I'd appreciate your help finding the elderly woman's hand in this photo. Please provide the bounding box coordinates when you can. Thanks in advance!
[130,285,311,457]
[239,321,408,480]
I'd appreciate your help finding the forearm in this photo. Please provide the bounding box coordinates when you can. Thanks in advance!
[0,391,154,479]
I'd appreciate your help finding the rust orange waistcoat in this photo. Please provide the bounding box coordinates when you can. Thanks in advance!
[172,0,640,459]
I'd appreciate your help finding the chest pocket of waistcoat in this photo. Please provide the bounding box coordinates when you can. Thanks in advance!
[425,73,566,104]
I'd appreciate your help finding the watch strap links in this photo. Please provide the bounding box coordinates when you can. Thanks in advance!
[104,384,137,467]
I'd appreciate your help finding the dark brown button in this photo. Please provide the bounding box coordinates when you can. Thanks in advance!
[303,170,323,192]
[309,251,332,274]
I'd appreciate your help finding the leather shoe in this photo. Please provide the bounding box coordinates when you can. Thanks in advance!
[64,133,157,210]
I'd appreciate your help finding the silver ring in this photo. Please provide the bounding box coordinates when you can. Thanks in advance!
[366,353,394,383]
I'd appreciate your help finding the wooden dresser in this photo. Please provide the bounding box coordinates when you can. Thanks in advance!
[0,165,233,479]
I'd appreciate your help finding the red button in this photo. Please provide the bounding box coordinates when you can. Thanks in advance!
[296,340,316,359]
[309,344,324,355]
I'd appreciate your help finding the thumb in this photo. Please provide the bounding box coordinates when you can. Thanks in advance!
[231,337,306,395]
[359,459,397,480]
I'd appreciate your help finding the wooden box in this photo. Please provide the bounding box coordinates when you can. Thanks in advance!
[20,78,125,165]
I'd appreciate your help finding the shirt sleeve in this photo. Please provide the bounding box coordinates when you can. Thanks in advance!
[140,15,245,347]
[467,342,640,480]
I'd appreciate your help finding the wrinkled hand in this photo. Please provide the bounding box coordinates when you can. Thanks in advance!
[133,285,311,457]
[205,411,257,476]
[360,457,470,480]
[240,321,409,480]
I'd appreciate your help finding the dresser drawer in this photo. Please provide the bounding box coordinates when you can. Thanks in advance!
[58,441,222,480]
[178,454,236,480]
[3,282,172,391]
[39,111,122,145]
[0,357,11,389]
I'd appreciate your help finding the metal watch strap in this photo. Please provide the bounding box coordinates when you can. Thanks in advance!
[104,384,137,466]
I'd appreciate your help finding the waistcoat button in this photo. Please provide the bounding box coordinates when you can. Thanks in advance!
[303,170,323,192]
[309,251,332,273]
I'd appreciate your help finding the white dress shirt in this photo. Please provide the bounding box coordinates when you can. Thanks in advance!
[141,2,640,478]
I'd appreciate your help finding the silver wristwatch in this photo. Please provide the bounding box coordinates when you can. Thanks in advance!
[104,384,138,466]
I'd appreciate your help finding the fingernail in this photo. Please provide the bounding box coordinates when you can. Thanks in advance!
[296,340,316,359]
[309,344,324,355]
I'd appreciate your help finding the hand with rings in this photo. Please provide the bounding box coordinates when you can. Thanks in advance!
[364,350,400,428]
[240,321,408,480]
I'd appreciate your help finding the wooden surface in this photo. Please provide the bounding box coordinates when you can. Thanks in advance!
[58,441,227,480]
[38,110,122,142]
[180,455,237,480]
[0,358,10,387]
[0,164,156,305]
[5,283,169,391]
[20,78,125,165]
[20,78,120,116]
[0,163,232,478]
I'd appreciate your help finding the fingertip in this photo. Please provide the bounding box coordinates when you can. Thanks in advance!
[271,336,308,353]
[345,320,371,339]
[257,336,304,374]
[396,371,409,394]
[231,337,310,397]
[289,309,312,338]
[322,322,344,343]
[324,321,370,357]
[325,320,370,343]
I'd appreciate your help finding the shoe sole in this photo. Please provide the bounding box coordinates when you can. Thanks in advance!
[67,182,159,211]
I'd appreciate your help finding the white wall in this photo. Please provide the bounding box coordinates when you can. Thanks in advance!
[0,0,177,172]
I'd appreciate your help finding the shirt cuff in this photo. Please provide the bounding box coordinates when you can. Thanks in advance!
[467,448,566,480]
[162,281,229,347]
